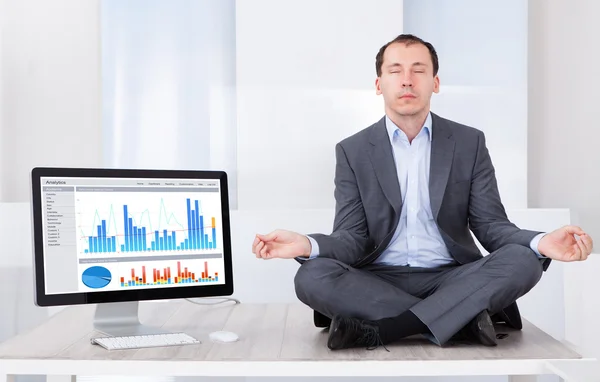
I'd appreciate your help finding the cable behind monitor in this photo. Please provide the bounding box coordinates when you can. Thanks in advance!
[185,297,240,306]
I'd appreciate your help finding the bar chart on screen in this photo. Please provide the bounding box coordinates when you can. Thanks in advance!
[119,260,221,288]
[77,258,225,291]
[74,190,223,257]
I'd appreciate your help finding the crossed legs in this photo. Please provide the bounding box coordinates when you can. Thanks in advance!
[294,244,544,347]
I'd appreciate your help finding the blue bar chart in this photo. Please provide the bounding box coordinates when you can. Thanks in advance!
[83,198,218,254]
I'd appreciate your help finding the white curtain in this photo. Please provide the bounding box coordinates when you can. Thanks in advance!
[101,0,238,208]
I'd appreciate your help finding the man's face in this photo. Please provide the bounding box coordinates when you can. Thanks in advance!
[375,42,439,117]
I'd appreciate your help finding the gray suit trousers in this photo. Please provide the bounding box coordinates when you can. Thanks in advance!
[294,243,544,345]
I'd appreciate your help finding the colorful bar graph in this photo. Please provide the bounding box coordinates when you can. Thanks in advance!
[84,198,219,254]
[200,200,206,249]
[124,205,129,251]
[120,261,220,287]
[128,218,133,251]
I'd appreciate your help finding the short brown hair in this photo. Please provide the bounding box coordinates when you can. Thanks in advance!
[376,34,439,77]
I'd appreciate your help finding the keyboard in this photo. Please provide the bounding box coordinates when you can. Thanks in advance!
[91,332,200,350]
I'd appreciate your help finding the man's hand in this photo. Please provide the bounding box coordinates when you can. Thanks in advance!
[252,229,312,260]
[538,225,594,262]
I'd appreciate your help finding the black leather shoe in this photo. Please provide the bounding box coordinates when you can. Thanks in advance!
[327,315,387,350]
[492,302,523,330]
[314,310,332,328]
[467,310,497,347]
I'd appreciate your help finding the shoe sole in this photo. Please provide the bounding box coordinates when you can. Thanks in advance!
[326,316,343,350]
[477,311,498,347]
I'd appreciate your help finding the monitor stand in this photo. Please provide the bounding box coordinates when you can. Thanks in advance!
[93,301,173,337]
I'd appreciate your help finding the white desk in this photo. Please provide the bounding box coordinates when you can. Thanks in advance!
[546,359,600,381]
[0,301,594,381]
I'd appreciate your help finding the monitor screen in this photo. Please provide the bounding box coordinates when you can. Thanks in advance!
[30,168,233,306]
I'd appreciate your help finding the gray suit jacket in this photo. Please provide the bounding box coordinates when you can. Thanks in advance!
[309,112,551,271]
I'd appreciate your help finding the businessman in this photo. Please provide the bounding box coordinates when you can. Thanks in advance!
[251,34,594,350]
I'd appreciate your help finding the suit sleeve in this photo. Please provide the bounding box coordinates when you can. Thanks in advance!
[303,143,370,265]
[468,132,544,252]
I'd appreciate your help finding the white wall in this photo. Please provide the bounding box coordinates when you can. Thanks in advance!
[0,2,101,381]
[528,0,600,361]
[0,0,102,203]
[528,0,600,241]
[0,204,63,344]
[235,0,530,211]
[403,0,529,209]
[235,0,404,211]
[0,0,3,196]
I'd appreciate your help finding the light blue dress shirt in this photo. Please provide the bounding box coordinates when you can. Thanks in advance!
[307,113,545,265]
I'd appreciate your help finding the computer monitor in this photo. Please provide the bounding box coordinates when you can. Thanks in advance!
[30,167,234,337]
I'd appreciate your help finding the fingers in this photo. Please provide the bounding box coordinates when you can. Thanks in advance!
[260,240,268,258]
[257,231,278,242]
[259,243,276,260]
[254,240,265,258]
[581,233,594,253]
[253,238,276,260]
[576,239,588,261]
[252,231,282,260]
[252,235,262,256]
[253,233,273,257]
[576,234,593,261]
[565,225,586,236]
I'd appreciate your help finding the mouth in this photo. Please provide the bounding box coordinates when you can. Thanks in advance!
[400,94,416,99]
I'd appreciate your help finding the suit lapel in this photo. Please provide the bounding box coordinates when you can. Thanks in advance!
[368,117,402,214]
[429,113,455,219]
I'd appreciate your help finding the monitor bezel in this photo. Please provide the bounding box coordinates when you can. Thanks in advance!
[30,167,234,307]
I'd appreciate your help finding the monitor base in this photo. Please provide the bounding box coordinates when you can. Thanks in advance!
[93,301,173,337]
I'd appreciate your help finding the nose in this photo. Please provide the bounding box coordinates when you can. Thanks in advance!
[401,72,413,87]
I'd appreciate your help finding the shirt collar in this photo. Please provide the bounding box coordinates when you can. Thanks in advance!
[385,112,432,143]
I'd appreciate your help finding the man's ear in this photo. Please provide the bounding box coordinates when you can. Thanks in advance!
[375,77,382,95]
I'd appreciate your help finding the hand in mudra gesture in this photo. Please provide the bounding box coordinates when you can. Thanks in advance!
[538,225,594,262]
[251,229,312,260]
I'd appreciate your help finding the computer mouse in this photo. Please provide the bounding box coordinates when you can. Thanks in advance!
[209,330,239,343]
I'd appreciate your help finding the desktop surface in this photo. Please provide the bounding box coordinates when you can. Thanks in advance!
[0,301,582,361]
[0,302,593,380]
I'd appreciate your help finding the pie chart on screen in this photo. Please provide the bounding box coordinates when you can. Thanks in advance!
[82,266,112,289]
